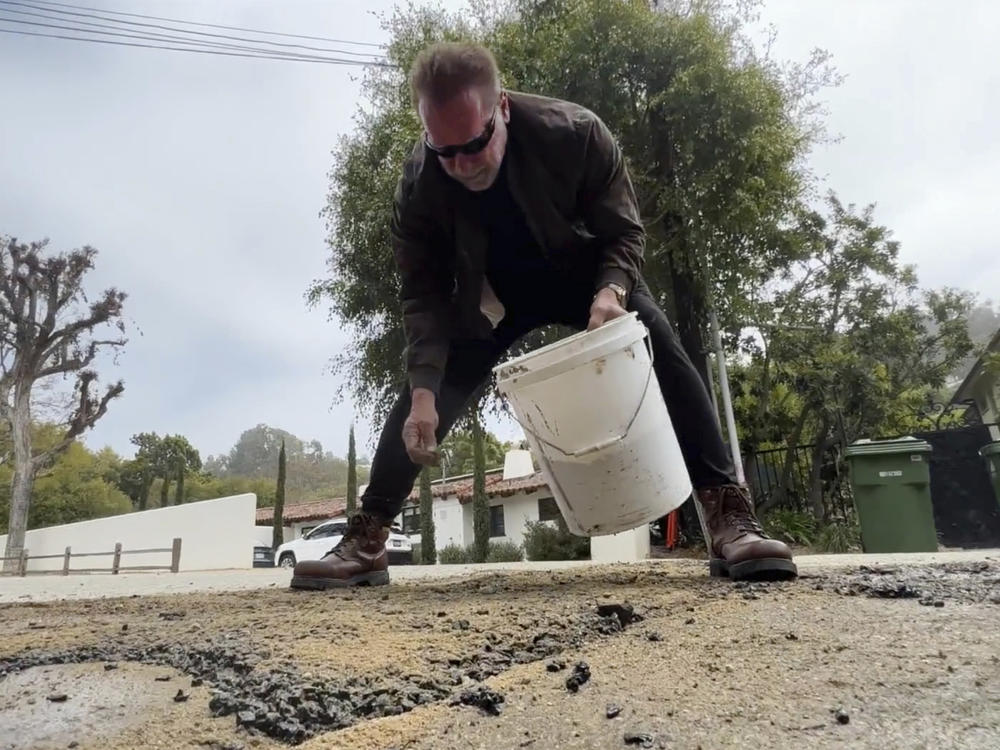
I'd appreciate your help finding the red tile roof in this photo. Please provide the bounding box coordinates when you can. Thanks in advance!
[406,469,549,503]
[256,498,346,525]
[255,470,550,525]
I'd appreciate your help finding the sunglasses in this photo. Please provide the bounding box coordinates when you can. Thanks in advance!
[424,108,498,159]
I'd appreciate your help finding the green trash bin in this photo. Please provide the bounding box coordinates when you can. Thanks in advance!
[844,437,938,553]
[980,441,1000,509]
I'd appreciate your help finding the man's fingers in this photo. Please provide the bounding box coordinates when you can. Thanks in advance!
[403,419,440,465]
[419,423,440,464]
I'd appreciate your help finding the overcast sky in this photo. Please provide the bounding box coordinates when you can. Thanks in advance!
[1,0,997,463]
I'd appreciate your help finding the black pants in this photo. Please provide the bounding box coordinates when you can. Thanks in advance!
[361,276,738,520]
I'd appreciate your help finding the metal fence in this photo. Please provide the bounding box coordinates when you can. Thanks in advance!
[744,422,1000,523]
[743,444,854,519]
[0,538,182,577]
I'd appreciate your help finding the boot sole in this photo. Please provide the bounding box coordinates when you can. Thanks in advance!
[710,557,798,581]
[290,570,390,590]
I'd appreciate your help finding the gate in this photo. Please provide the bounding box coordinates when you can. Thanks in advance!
[912,424,1000,549]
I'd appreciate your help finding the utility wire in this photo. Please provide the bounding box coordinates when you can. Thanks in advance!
[0,0,388,59]
[0,11,391,63]
[11,0,385,47]
[0,26,396,66]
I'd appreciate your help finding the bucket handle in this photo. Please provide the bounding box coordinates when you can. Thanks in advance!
[514,327,655,459]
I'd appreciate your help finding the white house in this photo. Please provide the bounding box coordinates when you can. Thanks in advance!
[951,326,1000,440]
[397,450,555,550]
[256,449,653,562]
[255,450,553,547]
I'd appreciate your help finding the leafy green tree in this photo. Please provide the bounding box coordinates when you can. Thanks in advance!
[307,0,834,421]
[418,466,436,564]
[127,432,161,510]
[0,439,131,533]
[157,434,201,506]
[740,196,974,518]
[1,236,126,569]
[948,300,1000,381]
[433,427,508,480]
[346,423,358,513]
[183,473,277,507]
[273,440,286,549]
[206,423,366,502]
[223,424,303,478]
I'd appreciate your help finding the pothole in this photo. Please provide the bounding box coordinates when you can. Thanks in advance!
[0,599,656,746]
[0,661,204,750]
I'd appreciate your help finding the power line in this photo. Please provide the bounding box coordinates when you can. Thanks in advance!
[0,1,388,59]
[14,0,385,47]
[0,27,395,66]
[0,12,392,64]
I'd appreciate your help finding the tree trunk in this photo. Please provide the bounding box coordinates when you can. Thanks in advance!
[471,410,489,563]
[3,394,35,572]
[174,462,185,505]
[750,339,773,452]
[419,466,436,564]
[670,252,712,393]
[808,417,832,522]
[272,441,286,550]
[346,425,357,513]
[139,473,152,511]
[160,477,171,508]
[758,404,812,514]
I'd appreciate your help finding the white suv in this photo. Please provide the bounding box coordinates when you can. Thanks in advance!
[274,518,413,568]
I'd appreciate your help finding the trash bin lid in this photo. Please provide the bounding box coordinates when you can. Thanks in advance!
[980,441,1000,458]
[844,436,932,457]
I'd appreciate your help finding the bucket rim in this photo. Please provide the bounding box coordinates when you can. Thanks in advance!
[492,312,643,382]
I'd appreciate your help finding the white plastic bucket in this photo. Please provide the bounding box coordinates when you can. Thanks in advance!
[493,312,692,536]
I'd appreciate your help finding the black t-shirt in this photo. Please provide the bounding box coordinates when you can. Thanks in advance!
[473,158,558,308]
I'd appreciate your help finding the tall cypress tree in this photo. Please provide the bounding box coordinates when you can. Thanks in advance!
[272,440,286,550]
[418,466,436,564]
[346,423,358,513]
[471,409,489,563]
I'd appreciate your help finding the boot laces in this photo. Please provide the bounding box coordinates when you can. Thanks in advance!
[326,514,375,559]
[719,487,766,536]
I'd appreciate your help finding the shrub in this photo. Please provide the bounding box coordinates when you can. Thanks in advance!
[815,519,862,553]
[761,509,818,546]
[486,541,524,562]
[523,519,590,561]
[438,544,468,564]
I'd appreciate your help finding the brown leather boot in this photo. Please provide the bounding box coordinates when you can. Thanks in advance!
[696,485,798,581]
[290,513,390,589]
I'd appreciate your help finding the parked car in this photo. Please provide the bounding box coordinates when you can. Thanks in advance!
[274,519,413,568]
[253,540,275,568]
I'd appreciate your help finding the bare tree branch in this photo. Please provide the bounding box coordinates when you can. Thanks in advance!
[1,235,129,568]
[32,375,124,473]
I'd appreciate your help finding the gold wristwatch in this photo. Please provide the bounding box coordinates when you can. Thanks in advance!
[601,282,627,306]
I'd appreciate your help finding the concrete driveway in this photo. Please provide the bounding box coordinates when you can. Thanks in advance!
[1,551,998,749]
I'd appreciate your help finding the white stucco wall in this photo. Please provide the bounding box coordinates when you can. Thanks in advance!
[253,525,292,547]
[590,526,651,563]
[0,493,257,572]
[488,490,548,548]
[433,495,464,549]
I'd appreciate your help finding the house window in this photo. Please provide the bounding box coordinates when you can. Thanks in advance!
[489,505,505,537]
[538,496,561,522]
[401,505,420,534]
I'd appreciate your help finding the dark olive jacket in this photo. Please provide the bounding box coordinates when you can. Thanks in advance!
[390,91,645,395]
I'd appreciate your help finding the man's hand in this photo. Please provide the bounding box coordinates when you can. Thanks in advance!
[587,287,628,331]
[403,387,440,465]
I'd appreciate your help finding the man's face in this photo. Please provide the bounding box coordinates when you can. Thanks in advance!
[419,87,509,192]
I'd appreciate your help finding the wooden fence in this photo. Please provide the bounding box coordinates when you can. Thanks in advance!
[0,538,182,577]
